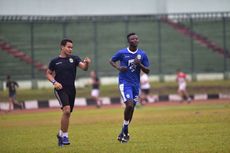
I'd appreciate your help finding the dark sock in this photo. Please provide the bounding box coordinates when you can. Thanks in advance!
[122,124,129,135]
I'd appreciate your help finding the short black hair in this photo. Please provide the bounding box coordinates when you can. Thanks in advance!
[60,39,73,46]
[127,32,136,41]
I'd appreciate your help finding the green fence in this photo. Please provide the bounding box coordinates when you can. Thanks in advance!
[0,12,230,80]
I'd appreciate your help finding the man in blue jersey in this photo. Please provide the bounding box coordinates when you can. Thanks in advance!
[46,39,91,146]
[109,33,150,143]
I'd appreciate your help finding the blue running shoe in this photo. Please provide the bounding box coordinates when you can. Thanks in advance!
[56,134,63,146]
[62,136,70,145]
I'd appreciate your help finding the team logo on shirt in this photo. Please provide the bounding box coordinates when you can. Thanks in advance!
[126,94,130,98]
[69,58,73,63]
[137,54,141,60]
[56,62,62,65]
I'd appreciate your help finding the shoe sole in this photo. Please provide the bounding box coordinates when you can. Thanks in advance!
[62,137,70,145]
[63,142,70,145]
[117,137,128,143]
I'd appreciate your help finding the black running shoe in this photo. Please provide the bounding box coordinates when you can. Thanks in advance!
[57,134,63,146]
[117,133,130,143]
[124,133,130,141]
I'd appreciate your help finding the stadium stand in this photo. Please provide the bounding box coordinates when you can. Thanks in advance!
[0,39,47,72]
[0,13,229,80]
[161,17,230,58]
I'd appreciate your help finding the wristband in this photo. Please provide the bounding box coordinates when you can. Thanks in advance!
[51,79,56,85]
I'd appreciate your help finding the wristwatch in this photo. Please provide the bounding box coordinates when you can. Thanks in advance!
[51,79,56,85]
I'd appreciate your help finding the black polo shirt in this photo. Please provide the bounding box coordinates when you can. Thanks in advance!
[48,55,81,88]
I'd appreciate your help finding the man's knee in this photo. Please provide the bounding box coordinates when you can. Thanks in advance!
[125,100,134,109]
[63,106,71,117]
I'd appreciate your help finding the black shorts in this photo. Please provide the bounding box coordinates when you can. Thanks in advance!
[54,87,76,112]
[9,92,16,98]
[141,89,150,95]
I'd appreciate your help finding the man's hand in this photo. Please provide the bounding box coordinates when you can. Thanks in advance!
[134,57,141,65]
[79,57,91,71]
[53,82,63,90]
[83,57,91,64]
[109,60,127,72]
[118,66,128,72]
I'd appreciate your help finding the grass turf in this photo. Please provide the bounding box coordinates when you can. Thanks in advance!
[0,101,230,153]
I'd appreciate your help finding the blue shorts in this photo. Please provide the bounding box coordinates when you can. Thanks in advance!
[119,83,139,104]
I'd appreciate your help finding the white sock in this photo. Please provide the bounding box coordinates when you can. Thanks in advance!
[123,120,129,126]
[59,130,63,136]
[63,132,68,138]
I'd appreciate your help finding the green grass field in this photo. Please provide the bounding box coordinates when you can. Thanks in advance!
[0,101,230,153]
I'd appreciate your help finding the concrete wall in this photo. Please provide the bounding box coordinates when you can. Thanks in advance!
[0,0,229,16]
[167,0,230,13]
[1,73,229,90]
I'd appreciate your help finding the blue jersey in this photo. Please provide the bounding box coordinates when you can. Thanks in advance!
[111,48,149,86]
[48,55,81,88]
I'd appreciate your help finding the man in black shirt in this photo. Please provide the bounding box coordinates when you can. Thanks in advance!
[46,39,91,146]
[6,75,22,111]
